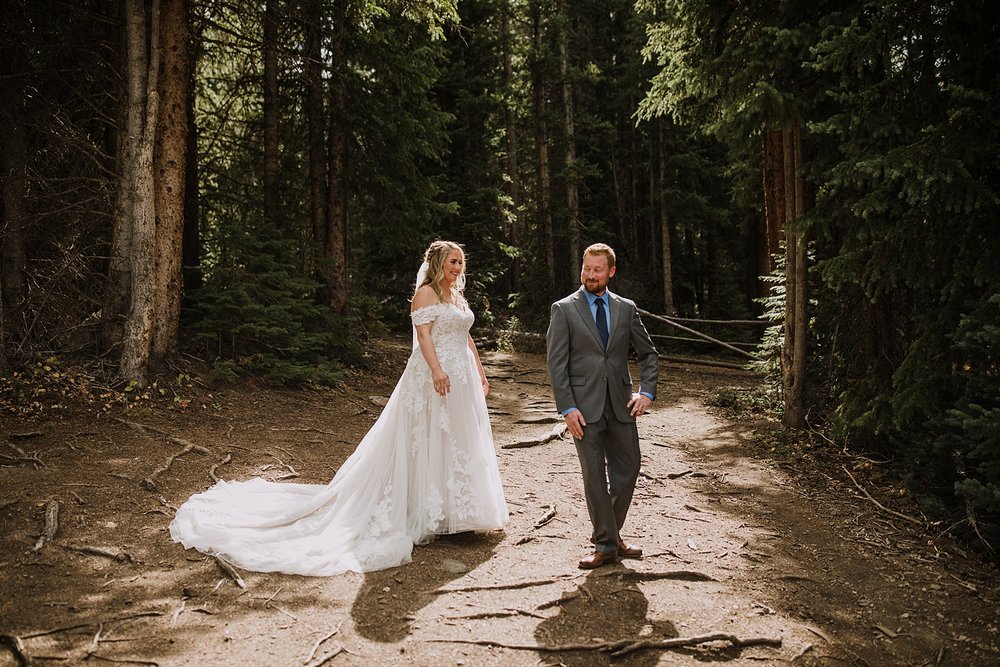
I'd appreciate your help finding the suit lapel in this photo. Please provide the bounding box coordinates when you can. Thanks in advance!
[572,288,604,347]
[607,291,622,345]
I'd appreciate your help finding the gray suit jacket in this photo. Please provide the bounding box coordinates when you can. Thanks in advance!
[546,287,659,423]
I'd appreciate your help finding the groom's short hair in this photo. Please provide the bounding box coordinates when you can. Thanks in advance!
[583,243,616,269]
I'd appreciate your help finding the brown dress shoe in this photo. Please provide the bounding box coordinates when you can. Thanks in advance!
[578,551,618,569]
[619,543,643,559]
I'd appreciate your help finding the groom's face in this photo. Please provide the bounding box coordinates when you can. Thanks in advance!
[581,253,616,296]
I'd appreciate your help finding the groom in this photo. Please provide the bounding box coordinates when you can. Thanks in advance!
[546,243,659,569]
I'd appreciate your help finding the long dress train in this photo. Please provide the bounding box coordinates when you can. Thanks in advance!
[168,303,507,576]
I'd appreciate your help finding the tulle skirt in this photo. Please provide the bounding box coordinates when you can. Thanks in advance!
[169,347,507,576]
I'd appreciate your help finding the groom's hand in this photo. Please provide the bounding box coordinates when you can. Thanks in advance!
[628,393,651,417]
[564,409,586,440]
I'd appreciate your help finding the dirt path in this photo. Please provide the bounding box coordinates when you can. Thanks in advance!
[1,341,998,666]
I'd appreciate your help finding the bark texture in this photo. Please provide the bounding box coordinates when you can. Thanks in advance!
[151,0,191,364]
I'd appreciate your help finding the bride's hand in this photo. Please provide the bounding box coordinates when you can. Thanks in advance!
[432,368,451,396]
[480,376,490,397]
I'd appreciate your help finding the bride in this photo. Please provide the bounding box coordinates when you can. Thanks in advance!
[169,241,508,576]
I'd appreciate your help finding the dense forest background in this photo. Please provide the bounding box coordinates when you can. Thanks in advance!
[1,1,998,554]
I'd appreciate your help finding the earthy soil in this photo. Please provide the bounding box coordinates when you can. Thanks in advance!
[2,337,998,666]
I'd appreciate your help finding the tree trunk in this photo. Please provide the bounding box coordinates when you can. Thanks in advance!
[610,126,627,250]
[647,139,655,273]
[0,1,28,341]
[182,49,201,296]
[501,0,521,293]
[531,1,554,292]
[657,120,675,316]
[263,0,281,230]
[558,1,580,279]
[303,0,326,274]
[759,126,783,301]
[118,0,161,386]
[781,120,807,429]
[151,0,190,366]
[628,111,639,264]
[323,0,350,314]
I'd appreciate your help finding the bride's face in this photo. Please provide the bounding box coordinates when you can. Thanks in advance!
[440,249,464,289]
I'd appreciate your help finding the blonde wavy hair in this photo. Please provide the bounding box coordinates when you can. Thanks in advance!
[415,240,467,306]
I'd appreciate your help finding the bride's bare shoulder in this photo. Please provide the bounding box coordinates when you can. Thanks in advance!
[411,285,440,311]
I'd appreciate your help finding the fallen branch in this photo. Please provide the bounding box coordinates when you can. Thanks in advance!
[263,454,300,481]
[502,423,567,449]
[434,575,576,594]
[21,611,164,640]
[170,602,185,628]
[304,626,340,665]
[143,442,212,491]
[610,633,782,658]
[32,500,59,551]
[842,466,922,527]
[304,646,343,667]
[533,504,556,529]
[84,622,104,659]
[215,556,246,589]
[639,471,665,485]
[87,655,159,665]
[444,608,546,621]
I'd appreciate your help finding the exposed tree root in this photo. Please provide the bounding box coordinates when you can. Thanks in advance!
[427,632,782,656]
[32,500,59,551]
[115,418,204,451]
[501,423,567,449]
[3,440,45,468]
[514,415,562,425]
[0,452,45,468]
[58,543,138,564]
[8,431,44,440]
[208,452,232,483]
[142,441,211,491]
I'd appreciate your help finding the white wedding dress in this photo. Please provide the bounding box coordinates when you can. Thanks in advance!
[169,302,507,576]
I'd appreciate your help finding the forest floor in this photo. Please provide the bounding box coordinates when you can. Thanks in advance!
[1,337,999,667]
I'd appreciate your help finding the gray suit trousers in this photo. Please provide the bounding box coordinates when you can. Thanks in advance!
[574,388,641,556]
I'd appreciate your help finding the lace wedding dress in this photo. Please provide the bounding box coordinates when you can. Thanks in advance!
[169,303,507,576]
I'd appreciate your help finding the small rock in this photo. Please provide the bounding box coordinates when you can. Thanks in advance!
[439,559,468,574]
